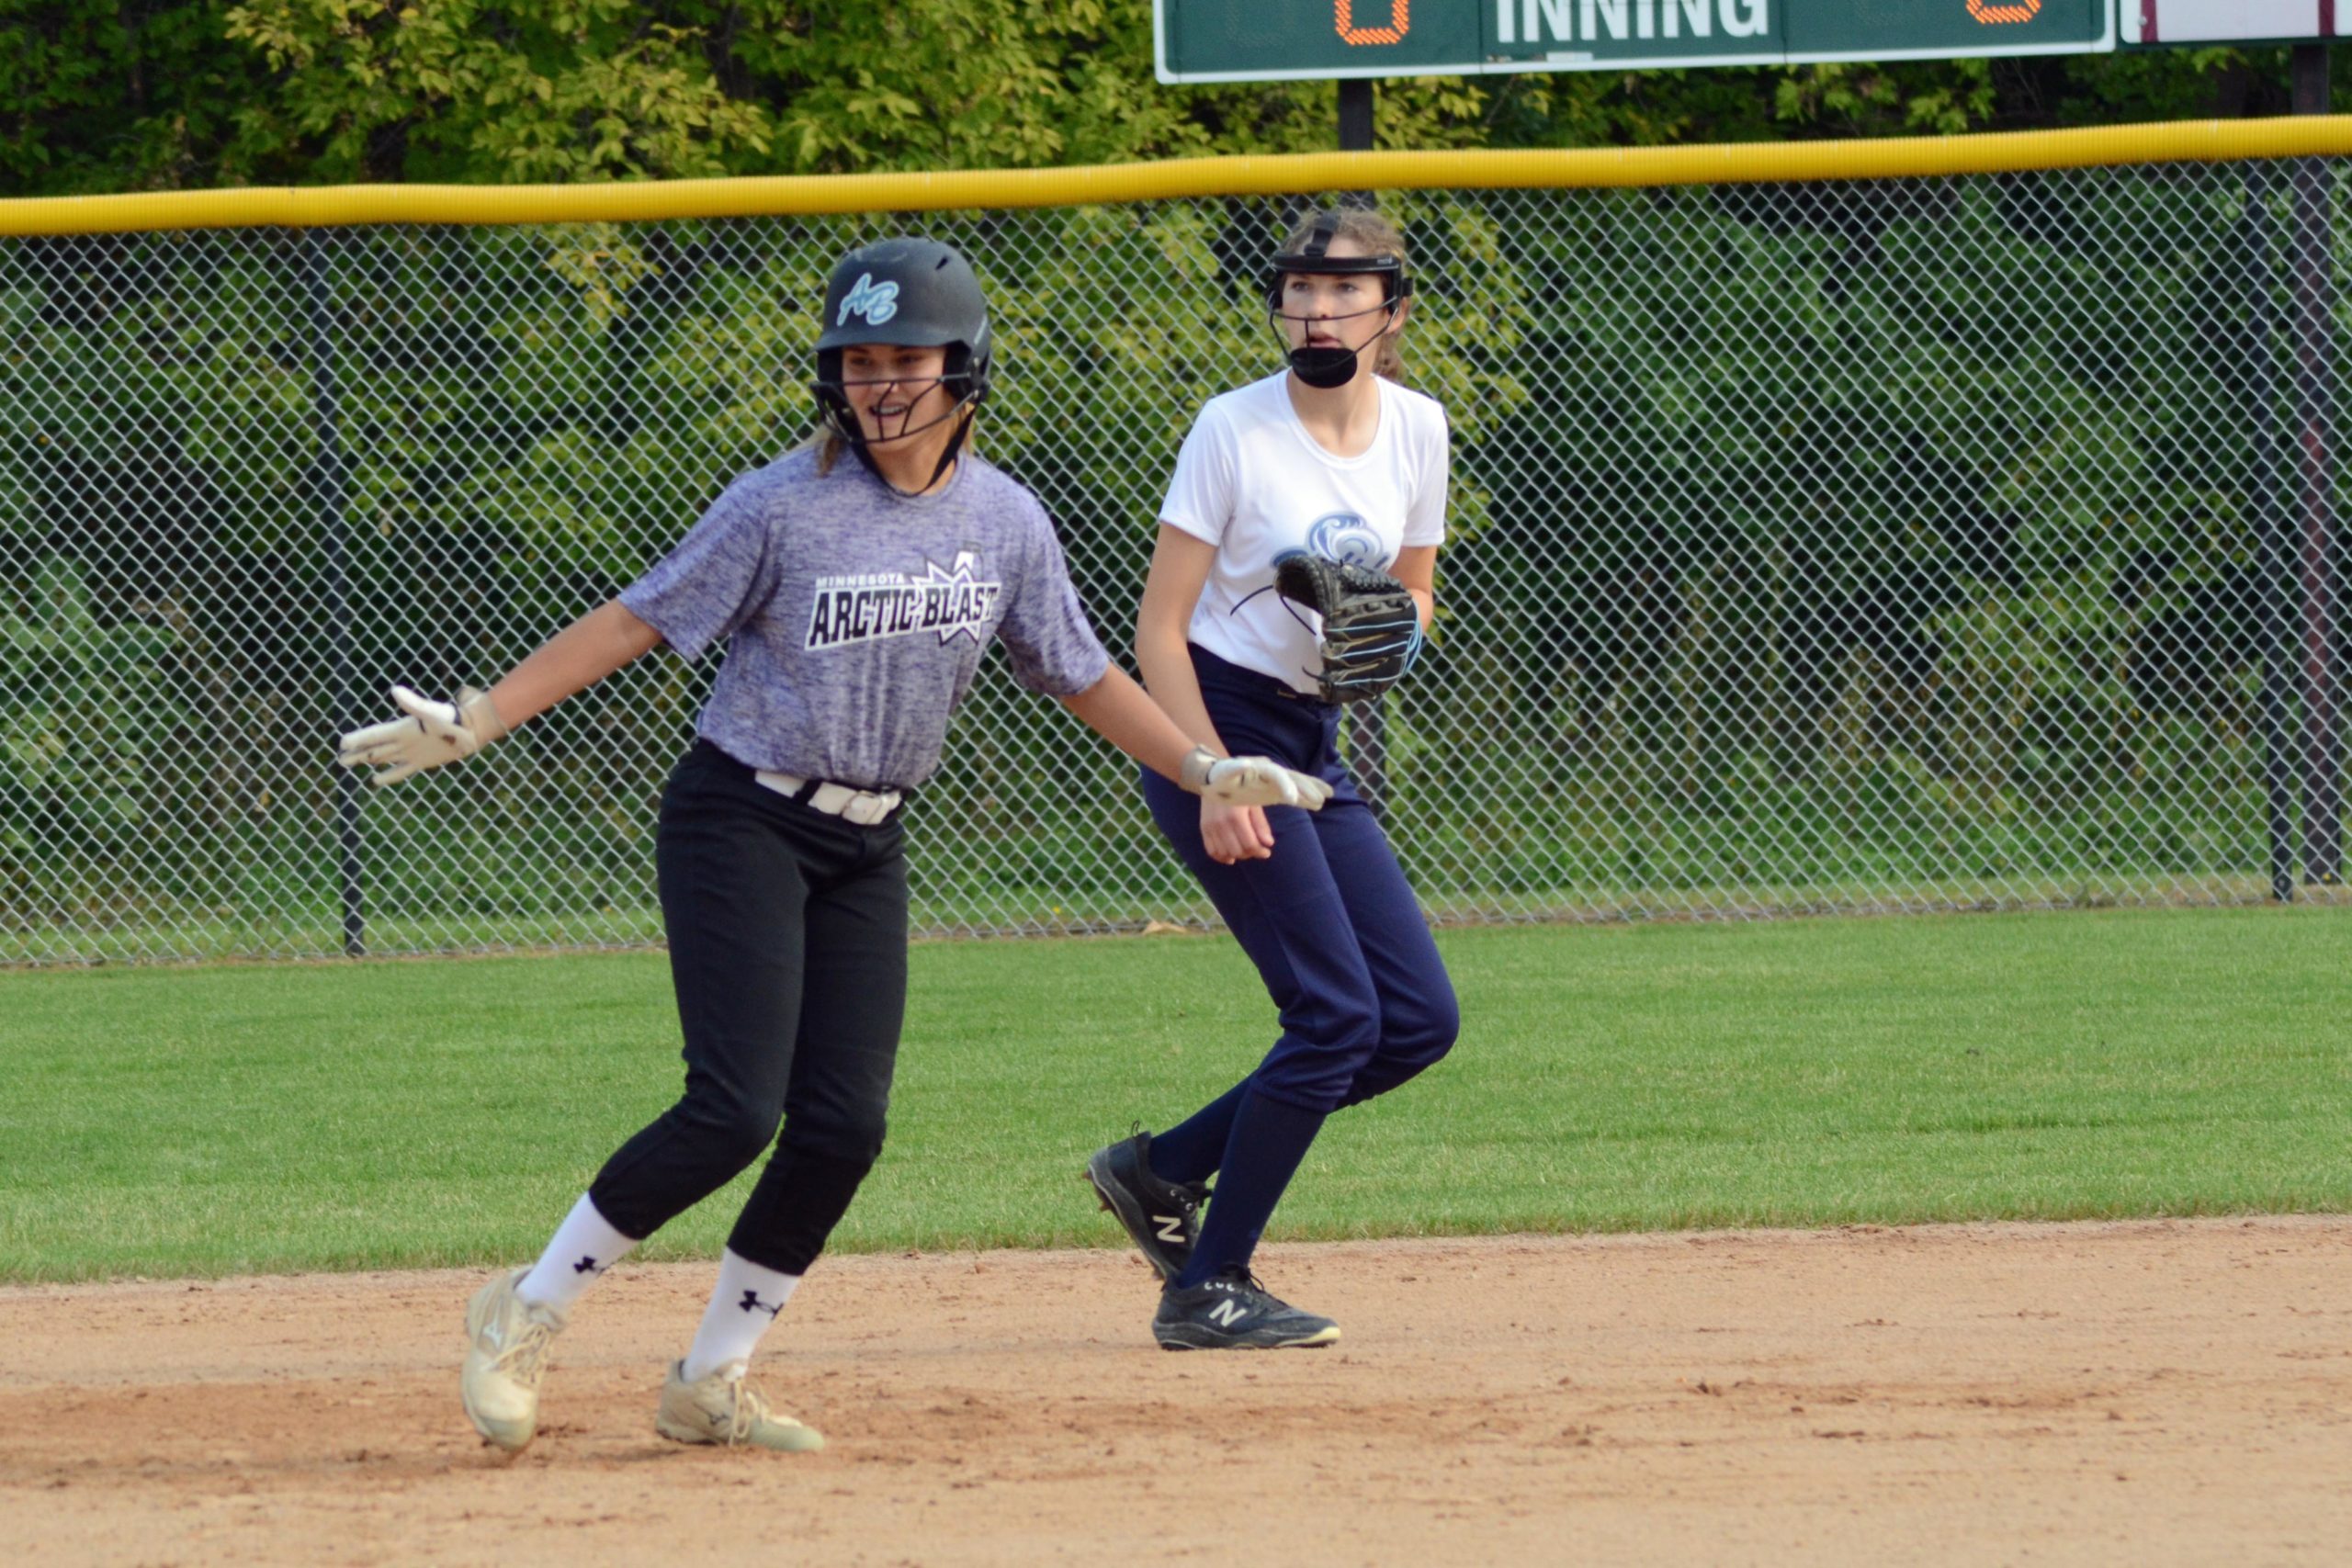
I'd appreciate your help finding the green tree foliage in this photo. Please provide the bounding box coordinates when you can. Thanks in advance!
[222,0,771,180]
[0,2,2331,195]
[0,2,264,193]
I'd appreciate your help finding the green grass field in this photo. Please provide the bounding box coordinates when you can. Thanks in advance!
[1,906,2346,1284]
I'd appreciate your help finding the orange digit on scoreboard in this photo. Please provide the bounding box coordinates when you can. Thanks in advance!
[1968,0,2042,21]
[1335,0,1409,45]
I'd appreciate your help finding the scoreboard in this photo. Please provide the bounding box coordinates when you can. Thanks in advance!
[1156,0,2116,84]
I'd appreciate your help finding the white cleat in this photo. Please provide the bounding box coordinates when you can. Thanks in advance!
[655,1359,826,1452]
[460,1267,565,1452]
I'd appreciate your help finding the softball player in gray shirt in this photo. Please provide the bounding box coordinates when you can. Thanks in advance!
[339,238,1327,1457]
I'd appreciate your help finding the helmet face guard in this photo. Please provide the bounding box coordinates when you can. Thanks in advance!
[808,239,993,493]
[1265,209,1412,389]
[810,343,985,446]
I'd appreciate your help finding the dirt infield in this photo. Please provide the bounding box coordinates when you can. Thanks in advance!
[4,1217,2349,1566]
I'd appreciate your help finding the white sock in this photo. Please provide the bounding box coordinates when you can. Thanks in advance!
[515,1194,640,1314]
[681,1249,802,1382]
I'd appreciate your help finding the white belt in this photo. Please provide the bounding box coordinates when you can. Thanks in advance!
[753,770,903,826]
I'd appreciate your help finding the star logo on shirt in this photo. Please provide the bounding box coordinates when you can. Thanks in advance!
[920,551,1001,647]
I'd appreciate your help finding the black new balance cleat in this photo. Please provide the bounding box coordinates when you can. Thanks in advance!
[1152,1269,1340,1350]
[1086,1129,1210,1282]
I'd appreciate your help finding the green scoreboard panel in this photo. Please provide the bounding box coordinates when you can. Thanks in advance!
[1157,0,2115,83]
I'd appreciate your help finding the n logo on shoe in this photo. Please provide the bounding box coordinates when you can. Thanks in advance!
[1206,1298,1249,1328]
[1153,1214,1185,1243]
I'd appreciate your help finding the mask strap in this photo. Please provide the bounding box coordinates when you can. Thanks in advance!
[922,404,977,491]
[1300,209,1341,261]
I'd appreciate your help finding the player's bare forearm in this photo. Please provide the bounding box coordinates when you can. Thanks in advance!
[1131,624,1229,758]
[1058,666,1203,784]
[1395,544,1437,629]
[486,599,664,728]
[1133,524,1232,756]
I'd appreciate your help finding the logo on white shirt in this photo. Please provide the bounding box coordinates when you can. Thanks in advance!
[807,551,1003,651]
[1305,511,1385,567]
[837,272,899,327]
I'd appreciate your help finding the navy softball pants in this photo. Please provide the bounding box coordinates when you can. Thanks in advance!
[1141,646,1459,1120]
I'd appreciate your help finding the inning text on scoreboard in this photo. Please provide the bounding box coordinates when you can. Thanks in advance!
[1157,0,2116,83]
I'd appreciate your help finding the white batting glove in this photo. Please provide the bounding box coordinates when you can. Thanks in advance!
[337,685,510,786]
[1180,747,1333,810]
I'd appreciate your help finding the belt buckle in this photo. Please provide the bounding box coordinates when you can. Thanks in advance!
[808,781,899,824]
[842,792,898,826]
[755,770,896,823]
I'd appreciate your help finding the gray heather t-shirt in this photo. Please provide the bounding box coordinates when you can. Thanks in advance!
[620,448,1111,790]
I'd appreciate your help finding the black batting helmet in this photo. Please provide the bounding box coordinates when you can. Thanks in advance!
[808,238,994,492]
[814,237,992,399]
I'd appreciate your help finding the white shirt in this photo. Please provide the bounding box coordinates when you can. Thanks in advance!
[1158,371,1449,696]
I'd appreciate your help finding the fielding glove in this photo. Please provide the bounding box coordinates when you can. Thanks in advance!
[1272,553,1423,705]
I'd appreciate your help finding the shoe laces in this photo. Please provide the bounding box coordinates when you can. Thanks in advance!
[1214,1267,1277,1305]
[492,1312,558,1387]
[709,1369,776,1446]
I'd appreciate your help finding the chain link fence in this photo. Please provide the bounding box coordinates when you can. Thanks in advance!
[2,150,2347,964]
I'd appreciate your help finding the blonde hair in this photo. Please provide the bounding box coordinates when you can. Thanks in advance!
[794,426,850,475]
[1276,206,1412,383]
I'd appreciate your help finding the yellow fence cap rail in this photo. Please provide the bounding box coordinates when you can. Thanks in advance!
[5,117,2350,237]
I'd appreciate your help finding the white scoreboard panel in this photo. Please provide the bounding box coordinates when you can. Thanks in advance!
[2121,1,2352,44]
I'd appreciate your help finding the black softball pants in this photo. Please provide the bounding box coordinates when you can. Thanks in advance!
[586,739,909,1276]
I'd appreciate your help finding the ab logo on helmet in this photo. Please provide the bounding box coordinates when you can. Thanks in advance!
[837,273,899,327]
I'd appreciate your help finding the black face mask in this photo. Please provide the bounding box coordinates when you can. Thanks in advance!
[1272,299,1398,389]
[1286,342,1364,389]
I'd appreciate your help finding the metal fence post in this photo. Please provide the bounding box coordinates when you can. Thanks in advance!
[2290,46,2345,886]
[308,228,366,955]
[2246,164,2299,902]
